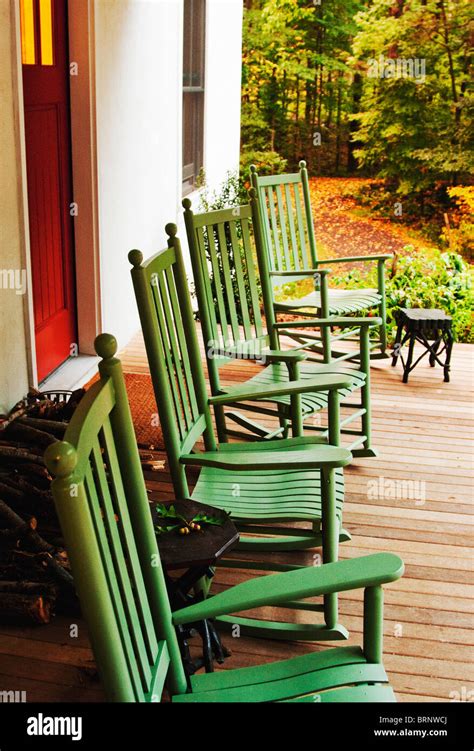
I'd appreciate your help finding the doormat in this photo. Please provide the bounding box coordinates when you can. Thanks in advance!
[85,372,164,448]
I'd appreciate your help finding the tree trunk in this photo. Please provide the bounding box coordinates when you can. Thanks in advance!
[325,71,333,129]
[294,75,300,164]
[438,0,459,125]
[335,72,343,174]
[347,73,362,173]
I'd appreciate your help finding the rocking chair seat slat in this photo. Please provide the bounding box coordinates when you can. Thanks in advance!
[280,684,396,703]
[174,646,392,703]
[191,464,344,522]
[275,288,381,315]
[190,644,366,692]
[222,361,366,414]
[191,436,346,522]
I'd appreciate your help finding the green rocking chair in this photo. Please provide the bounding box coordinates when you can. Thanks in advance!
[250,161,391,362]
[129,226,356,640]
[183,196,378,457]
[44,333,403,702]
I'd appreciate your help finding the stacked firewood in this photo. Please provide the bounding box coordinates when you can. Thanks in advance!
[0,388,166,626]
[0,389,85,625]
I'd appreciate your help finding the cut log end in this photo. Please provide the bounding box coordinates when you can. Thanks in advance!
[0,592,51,625]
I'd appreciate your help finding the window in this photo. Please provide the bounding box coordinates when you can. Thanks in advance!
[182,0,205,195]
[20,0,55,66]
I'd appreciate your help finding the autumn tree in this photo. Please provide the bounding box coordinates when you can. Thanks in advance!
[241,0,363,173]
[241,0,473,191]
[351,0,473,193]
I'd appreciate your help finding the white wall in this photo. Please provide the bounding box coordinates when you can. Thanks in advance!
[203,0,242,190]
[94,0,183,348]
[95,0,243,348]
[0,0,32,412]
[177,0,243,276]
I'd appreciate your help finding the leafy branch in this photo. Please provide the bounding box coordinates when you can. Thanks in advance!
[154,504,231,537]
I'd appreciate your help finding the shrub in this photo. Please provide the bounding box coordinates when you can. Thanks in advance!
[332,248,473,343]
[275,247,473,343]
[198,171,248,211]
[240,150,288,181]
[441,186,474,261]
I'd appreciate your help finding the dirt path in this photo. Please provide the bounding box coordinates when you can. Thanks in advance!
[309,177,425,265]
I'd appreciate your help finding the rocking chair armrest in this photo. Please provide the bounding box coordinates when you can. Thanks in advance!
[210,346,307,364]
[256,349,308,363]
[269,269,331,278]
[180,443,352,471]
[172,553,404,625]
[317,254,393,265]
[207,374,353,406]
[274,316,382,329]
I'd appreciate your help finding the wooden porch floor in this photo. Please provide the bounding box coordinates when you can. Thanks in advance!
[0,335,472,702]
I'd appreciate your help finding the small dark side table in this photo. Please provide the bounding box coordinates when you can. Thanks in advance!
[153,498,239,677]
[391,308,453,383]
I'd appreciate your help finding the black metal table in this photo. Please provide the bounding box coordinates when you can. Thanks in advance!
[153,498,239,677]
[391,308,453,383]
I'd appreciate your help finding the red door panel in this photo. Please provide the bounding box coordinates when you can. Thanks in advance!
[21,0,77,382]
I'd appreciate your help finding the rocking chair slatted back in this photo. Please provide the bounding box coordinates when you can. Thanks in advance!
[128,231,216,498]
[250,162,318,279]
[151,260,199,442]
[183,200,270,393]
[44,336,188,701]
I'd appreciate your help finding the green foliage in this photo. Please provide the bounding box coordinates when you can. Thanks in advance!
[241,104,272,152]
[240,95,289,176]
[240,149,288,179]
[351,0,473,193]
[338,249,473,342]
[154,503,228,537]
[242,0,363,173]
[276,248,473,342]
[242,0,473,205]
[442,187,474,259]
[198,171,248,211]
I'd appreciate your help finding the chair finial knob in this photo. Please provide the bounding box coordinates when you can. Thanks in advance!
[128,249,144,267]
[182,198,192,210]
[299,160,307,169]
[44,441,77,478]
[165,223,178,238]
[95,333,118,360]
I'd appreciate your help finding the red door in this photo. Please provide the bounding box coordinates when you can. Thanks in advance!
[21,0,77,382]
